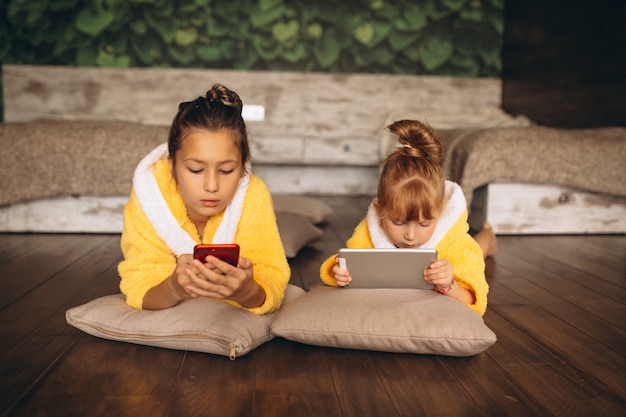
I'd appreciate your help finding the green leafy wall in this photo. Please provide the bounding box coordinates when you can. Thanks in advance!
[1,0,503,74]
[0,0,504,119]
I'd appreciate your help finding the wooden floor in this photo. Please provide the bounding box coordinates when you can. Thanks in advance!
[1,195,625,417]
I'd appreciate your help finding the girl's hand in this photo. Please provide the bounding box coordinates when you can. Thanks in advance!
[170,254,198,301]
[184,255,265,308]
[332,255,352,287]
[423,259,454,290]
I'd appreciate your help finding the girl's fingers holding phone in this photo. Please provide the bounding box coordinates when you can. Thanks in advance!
[185,269,230,298]
[186,262,243,297]
[185,284,223,299]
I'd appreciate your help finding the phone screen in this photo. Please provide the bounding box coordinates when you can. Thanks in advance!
[193,244,240,266]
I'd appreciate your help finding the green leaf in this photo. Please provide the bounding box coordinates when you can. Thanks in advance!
[369,21,391,47]
[206,17,230,37]
[175,28,198,46]
[388,28,420,51]
[233,47,259,70]
[250,5,286,28]
[370,0,384,11]
[300,3,319,24]
[144,10,177,43]
[449,54,477,70]
[449,55,480,76]
[281,43,306,63]
[76,47,98,65]
[251,36,281,60]
[395,5,427,31]
[442,0,467,12]
[166,44,196,64]
[427,1,452,20]
[259,0,282,12]
[214,1,239,24]
[75,8,114,36]
[115,54,131,67]
[370,45,394,65]
[353,50,374,67]
[306,22,323,39]
[460,9,483,22]
[218,40,237,59]
[197,45,221,61]
[142,0,175,17]
[313,28,341,68]
[131,36,162,64]
[130,20,147,35]
[477,46,501,69]
[421,37,454,70]
[271,20,299,44]
[374,4,399,19]
[354,23,373,45]
[96,50,117,66]
[401,47,422,63]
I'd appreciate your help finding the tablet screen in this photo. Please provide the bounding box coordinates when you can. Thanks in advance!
[338,248,437,289]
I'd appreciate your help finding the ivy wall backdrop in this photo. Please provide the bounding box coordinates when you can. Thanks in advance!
[0,0,504,118]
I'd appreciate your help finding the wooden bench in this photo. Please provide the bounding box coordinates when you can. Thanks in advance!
[1,64,518,232]
[2,64,507,195]
[3,64,625,235]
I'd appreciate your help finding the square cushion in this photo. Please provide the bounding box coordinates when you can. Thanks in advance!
[271,285,496,356]
[276,212,324,258]
[272,195,333,224]
[66,284,305,359]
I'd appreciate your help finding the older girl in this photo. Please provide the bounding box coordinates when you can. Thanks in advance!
[119,84,289,314]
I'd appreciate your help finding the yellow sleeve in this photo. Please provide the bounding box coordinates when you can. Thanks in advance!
[319,218,373,286]
[118,189,179,309]
[435,210,489,315]
[233,176,290,314]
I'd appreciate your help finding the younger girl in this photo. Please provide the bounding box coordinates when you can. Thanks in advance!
[118,84,290,314]
[319,119,493,315]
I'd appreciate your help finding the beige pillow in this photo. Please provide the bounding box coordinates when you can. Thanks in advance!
[276,212,324,258]
[271,286,496,356]
[273,195,333,224]
[66,284,305,359]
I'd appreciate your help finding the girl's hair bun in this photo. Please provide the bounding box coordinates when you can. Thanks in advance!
[387,119,443,164]
[206,84,243,113]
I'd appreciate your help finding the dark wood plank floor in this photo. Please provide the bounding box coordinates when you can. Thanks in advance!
[1,195,625,417]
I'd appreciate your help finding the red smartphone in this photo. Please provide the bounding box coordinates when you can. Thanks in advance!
[193,244,240,266]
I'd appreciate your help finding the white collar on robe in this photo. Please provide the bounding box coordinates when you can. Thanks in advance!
[132,143,250,257]
[367,180,466,249]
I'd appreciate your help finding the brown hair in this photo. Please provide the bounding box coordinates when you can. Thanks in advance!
[376,119,446,222]
[168,84,250,170]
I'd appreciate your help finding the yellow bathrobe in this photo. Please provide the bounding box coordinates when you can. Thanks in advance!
[118,159,290,314]
[319,181,488,315]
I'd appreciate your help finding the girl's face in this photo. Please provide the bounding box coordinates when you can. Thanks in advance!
[170,129,244,229]
[377,207,439,249]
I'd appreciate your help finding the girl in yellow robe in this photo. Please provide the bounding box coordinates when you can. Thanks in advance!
[320,120,495,315]
[119,84,290,314]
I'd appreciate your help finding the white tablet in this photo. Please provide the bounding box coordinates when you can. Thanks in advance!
[338,248,437,290]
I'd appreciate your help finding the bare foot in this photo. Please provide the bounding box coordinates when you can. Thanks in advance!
[474,223,497,258]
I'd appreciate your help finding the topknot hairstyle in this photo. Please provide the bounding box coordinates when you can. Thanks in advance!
[167,84,250,169]
[376,119,446,222]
